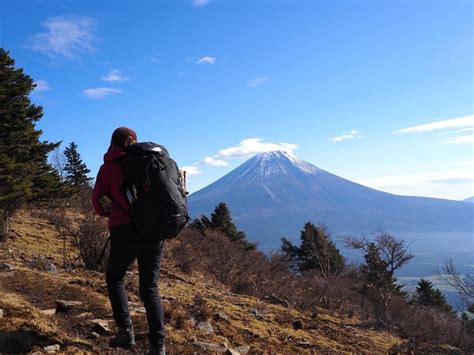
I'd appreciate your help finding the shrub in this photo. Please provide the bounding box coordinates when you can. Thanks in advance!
[75,213,109,271]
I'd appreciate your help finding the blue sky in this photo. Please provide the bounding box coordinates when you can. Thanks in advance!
[1,0,473,199]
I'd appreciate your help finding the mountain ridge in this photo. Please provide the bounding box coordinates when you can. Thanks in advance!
[189,151,473,254]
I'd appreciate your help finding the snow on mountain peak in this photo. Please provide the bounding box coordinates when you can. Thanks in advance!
[252,150,320,175]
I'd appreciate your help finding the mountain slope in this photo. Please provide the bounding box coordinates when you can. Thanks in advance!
[0,209,403,353]
[463,196,474,203]
[189,151,473,252]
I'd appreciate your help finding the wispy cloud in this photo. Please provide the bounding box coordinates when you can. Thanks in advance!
[34,80,51,92]
[101,69,129,83]
[185,138,298,177]
[192,0,210,7]
[149,55,160,63]
[394,115,474,134]
[195,56,216,65]
[440,134,474,145]
[248,77,269,88]
[180,166,202,176]
[83,87,122,100]
[26,16,98,59]
[201,156,229,167]
[357,169,473,190]
[331,129,361,142]
[216,138,297,159]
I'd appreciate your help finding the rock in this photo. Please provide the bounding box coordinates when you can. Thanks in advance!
[0,309,3,318]
[75,312,94,319]
[292,319,304,330]
[234,345,251,354]
[214,310,229,321]
[225,349,241,355]
[193,341,226,352]
[197,321,214,334]
[89,332,101,339]
[56,300,83,313]
[162,295,177,301]
[43,261,57,273]
[90,319,112,335]
[44,344,60,352]
[296,341,313,348]
[40,309,56,316]
[134,306,146,313]
[0,262,15,271]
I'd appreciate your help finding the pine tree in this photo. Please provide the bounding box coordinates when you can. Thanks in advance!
[0,48,62,241]
[191,202,256,250]
[360,243,405,296]
[281,222,344,277]
[64,142,92,190]
[415,279,453,313]
[345,232,413,326]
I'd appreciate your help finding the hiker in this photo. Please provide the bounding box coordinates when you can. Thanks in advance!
[92,127,166,355]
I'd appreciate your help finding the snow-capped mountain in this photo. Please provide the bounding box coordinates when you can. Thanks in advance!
[188,151,473,254]
[463,196,474,203]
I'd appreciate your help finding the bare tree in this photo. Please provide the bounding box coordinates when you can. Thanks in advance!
[345,230,414,275]
[440,259,474,301]
[345,230,414,327]
[50,146,66,181]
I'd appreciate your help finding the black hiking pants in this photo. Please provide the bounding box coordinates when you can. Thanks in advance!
[106,224,165,346]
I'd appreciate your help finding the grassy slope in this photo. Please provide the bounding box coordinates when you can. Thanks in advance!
[0,210,402,353]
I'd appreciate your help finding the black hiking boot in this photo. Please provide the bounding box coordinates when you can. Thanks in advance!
[147,343,165,355]
[109,321,135,349]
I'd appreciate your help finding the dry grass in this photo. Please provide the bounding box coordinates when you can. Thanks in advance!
[0,208,404,353]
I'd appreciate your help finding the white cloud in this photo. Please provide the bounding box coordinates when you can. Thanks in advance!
[192,0,210,7]
[394,115,474,134]
[358,170,473,188]
[101,69,128,83]
[26,16,97,59]
[181,166,202,176]
[196,56,216,65]
[248,77,269,88]
[217,138,297,158]
[34,80,51,91]
[356,169,473,200]
[83,87,122,100]
[440,134,474,145]
[331,129,360,142]
[202,157,229,167]
[185,138,298,174]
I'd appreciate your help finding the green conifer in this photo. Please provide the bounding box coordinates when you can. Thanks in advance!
[281,222,344,277]
[191,202,256,250]
[0,48,62,240]
[415,279,453,313]
[64,142,92,191]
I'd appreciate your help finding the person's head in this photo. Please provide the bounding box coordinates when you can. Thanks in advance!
[110,127,137,149]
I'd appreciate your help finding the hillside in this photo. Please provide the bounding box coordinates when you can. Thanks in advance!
[0,209,406,353]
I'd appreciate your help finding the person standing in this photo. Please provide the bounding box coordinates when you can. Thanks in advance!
[92,127,166,355]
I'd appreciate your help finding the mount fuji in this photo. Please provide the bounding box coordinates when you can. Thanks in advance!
[188,151,473,263]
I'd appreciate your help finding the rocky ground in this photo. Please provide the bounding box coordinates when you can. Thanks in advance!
[0,210,405,353]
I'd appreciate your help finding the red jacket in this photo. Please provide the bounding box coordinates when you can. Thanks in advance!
[92,147,131,228]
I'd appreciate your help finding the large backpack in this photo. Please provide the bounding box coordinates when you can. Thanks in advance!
[120,142,189,241]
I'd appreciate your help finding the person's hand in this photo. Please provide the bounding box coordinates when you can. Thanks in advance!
[99,195,112,213]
